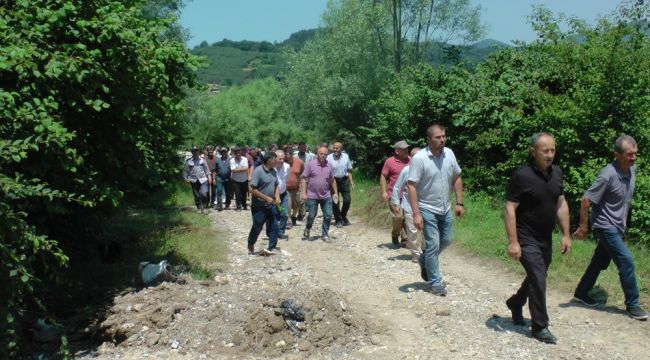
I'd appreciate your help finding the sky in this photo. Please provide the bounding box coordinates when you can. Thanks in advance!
[180,0,621,48]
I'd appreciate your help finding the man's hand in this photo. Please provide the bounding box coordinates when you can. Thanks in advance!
[413,213,423,231]
[454,205,464,219]
[301,192,307,201]
[573,225,588,240]
[508,242,521,261]
[389,204,401,216]
[332,194,339,204]
[350,182,355,191]
[560,235,571,255]
[264,196,274,204]
[382,192,389,202]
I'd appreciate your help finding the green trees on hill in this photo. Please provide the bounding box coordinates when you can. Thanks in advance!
[0,0,197,354]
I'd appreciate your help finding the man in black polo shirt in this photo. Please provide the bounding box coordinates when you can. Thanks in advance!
[504,132,571,344]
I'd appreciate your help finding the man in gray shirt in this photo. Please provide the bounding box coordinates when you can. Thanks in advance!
[407,124,464,297]
[247,152,281,256]
[573,134,647,320]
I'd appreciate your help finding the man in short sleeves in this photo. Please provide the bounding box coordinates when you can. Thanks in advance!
[504,133,571,344]
[573,135,647,321]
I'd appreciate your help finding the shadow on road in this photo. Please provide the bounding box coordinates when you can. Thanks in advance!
[387,254,412,262]
[485,315,531,338]
[398,282,429,293]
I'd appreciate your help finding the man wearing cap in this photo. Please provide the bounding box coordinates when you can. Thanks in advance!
[183,146,211,212]
[230,147,249,210]
[327,142,355,227]
[214,147,232,210]
[391,147,421,262]
[381,140,411,247]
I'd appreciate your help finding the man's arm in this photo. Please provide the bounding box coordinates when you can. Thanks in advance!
[572,195,591,240]
[407,182,422,230]
[301,178,308,200]
[556,195,571,254]
[330,177,338,203]
[347,170,354,191]
[250,188,274,204]
[452,175,464,218]
[504,201,520,260]
[380,174,389,201]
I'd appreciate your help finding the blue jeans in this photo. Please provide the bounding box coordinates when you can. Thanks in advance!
[421,209,453,287]
[575,227,640,308]
[248,205,279,251]
[215,179,231,206]
[266,192,289,237]
[306,197,333,237]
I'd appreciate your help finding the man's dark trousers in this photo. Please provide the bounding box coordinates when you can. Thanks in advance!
[508,239,552,331]
[332,176,351,222]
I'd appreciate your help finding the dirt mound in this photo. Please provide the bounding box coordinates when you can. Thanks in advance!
[94,252,376,358]
[242,288,370,357]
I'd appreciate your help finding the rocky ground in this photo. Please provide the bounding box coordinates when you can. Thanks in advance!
[80,207,648,359]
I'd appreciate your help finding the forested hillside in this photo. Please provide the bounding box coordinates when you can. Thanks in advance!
[189,29,508,85]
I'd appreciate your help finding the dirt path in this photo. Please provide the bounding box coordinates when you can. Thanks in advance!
[243,211,648,359]
[88,209,648,359]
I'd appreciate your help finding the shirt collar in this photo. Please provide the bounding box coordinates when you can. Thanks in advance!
[426,147,445,159]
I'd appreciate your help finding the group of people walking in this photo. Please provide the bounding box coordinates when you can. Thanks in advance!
[182,142,354,256]
[184,125,646,345]
[378,125,646,345]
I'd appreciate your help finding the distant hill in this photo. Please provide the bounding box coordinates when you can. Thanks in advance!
[190,30,509,85]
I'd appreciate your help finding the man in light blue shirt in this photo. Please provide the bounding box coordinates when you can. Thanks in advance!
[327,142,355,228]
[408,124,464,296]
[391,147,422,262]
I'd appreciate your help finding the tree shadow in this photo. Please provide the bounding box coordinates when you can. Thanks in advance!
[485,314,531,338]
[36,205,225,357]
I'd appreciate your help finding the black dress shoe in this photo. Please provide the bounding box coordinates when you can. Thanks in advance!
[532,327,557,344]
[506,297,526,326]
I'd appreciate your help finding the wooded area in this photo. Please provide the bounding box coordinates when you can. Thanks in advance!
[2,0,649,356]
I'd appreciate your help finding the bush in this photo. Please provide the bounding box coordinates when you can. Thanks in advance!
[0,0,197,354]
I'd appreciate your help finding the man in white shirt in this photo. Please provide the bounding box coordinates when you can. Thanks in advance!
[327,142,355,227]
[229,146,249,210]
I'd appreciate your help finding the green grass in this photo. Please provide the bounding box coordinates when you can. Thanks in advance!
[351,173,649,304]
[48,183,228,319]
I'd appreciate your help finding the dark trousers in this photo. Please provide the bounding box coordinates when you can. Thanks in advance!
[190,181,209,209]
[248,205,278,251]
[509,240,552,331]
[332,176,351,222]
[231,180,248,208]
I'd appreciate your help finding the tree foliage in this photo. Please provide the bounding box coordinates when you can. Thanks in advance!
[367,3,650,243]
[185,78,310,147]
[0,0,197,353]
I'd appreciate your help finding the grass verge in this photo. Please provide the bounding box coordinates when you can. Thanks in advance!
[351,172,649,304]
